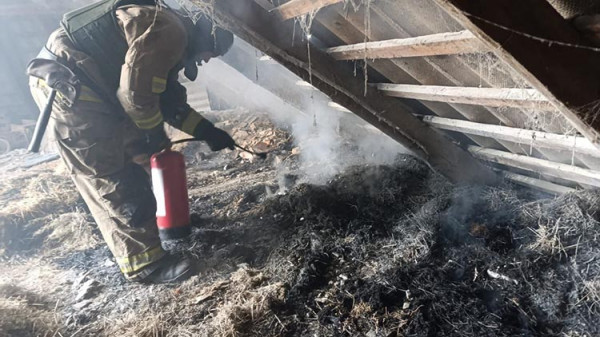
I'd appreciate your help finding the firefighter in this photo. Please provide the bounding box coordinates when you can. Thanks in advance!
[28,0,235,283]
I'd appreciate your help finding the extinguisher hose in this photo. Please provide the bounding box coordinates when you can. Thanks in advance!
[170,138,269,159]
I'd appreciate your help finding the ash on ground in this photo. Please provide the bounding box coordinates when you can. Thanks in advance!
[1,111,599,337]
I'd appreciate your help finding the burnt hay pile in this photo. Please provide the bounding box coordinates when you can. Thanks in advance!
[250,155,600,337]
[2,153,600,336]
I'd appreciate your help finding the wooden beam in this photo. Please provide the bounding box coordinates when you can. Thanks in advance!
[323,4,600,171]
[378,84,556,111]
[469,145,600,187]
[196,0,499,184]
[326,30,485,60]
[502,171,575,195]
[421,115,600,158]
[365,1,600,172]
[431,0,600,149]
[275,0,343,20]
[314,7,531,153]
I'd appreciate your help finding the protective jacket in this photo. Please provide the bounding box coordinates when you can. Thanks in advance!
[52,0,207,134]
[61,0,155,93]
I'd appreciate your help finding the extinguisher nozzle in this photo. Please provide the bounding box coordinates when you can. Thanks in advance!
[169,138,270,159]
[234,144,269,160]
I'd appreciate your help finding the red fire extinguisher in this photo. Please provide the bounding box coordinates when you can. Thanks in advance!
[150,149,191,240]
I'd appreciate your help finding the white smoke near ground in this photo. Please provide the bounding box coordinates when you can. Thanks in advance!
[190,40,408,184]
[289,88,408,184]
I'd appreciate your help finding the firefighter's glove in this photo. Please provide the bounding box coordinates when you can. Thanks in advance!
[142,125,171,155]
[193,119,235,151]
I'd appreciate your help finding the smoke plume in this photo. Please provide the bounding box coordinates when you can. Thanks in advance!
[192,39,408,184]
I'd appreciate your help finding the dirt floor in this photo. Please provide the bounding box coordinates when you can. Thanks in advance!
[1,111,600,337]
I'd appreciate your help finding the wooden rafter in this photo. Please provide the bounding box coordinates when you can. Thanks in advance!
[320,3,600,172]
[469,146,600,187]
[378,84,555,111]
[421,115,600,158]
[197,0,499,184]
[326,30,485,60]
[362,1,600,172]
[275,0,343,20]
[313,7,525,152]
[431,0,600,149]
[502,171,575,195]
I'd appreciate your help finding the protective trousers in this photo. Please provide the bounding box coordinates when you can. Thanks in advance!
[29,78,165,280]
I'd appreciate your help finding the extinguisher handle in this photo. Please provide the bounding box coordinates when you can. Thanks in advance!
[29,88,57,153]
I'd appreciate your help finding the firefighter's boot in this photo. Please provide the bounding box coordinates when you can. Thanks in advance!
[137,255,194,284]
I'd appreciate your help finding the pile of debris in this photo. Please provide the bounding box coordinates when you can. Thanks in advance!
[247,157,600,336]
[1,111,599,337]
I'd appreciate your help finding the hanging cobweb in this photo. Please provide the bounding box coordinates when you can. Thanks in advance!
[173,0,214,24]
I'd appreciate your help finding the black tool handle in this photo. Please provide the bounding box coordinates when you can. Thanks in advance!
[28,89,56,153]
[171,138,269,159]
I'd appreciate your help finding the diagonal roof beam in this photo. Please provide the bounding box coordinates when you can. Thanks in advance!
[377,84,556,111]
[502,171,575,195]
[420,115,600,158]
[469,146,600,187]
[326,30,486,60]
[275,0,343,20]
[192,0,498,184]
[431,0,600,149]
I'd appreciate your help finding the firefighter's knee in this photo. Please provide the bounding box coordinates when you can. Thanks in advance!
[99,164,157,228]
